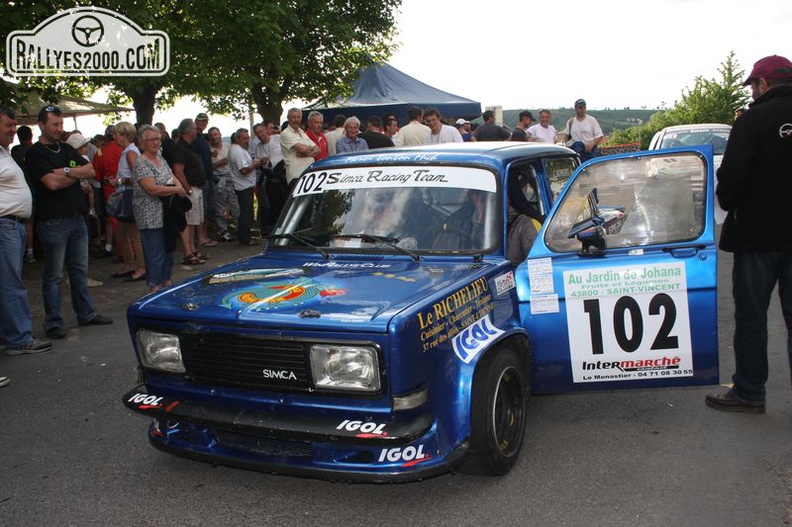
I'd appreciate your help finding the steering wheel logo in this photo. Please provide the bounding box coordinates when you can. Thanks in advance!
[779,123,792,139]
[71,15,104,47]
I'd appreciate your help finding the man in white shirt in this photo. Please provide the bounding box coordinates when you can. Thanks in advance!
[208,126,238,242]
[228,128,263,246]
[0,104,52,358]
[394,107,431,146]
[280,108,320,185]
[527,110,558,144]
[325,114,346,156]
[424,107,463,144]
[565,99,604,161]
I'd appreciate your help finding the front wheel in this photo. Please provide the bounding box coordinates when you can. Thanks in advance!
[465,347,529,476]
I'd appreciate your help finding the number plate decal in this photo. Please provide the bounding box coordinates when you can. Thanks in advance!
[563,262,693,383]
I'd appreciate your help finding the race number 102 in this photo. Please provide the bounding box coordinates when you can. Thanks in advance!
[582,293,679,354]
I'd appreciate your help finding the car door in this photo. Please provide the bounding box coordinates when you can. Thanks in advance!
[516,147,718,393]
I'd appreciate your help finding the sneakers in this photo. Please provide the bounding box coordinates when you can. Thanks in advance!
[0,376,9,387]
[81,314,113,326]
[6,338,54,356]
[87,277,104,287]
[705,390,766,414]
[218,230,235,242]
[25,249,35,263]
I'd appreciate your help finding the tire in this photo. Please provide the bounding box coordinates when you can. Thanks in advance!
[464,346,529,476]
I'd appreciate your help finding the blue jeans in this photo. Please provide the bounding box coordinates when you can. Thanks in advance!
[730,252,792,402]
[36,215,97,331]
[0,217,34,345]
[139,228,174,288]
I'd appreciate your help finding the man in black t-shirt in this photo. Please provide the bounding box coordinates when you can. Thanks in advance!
[25,106,113,340]
[359,116,395,149]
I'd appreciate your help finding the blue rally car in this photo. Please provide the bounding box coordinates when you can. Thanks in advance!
[122,142,719,482]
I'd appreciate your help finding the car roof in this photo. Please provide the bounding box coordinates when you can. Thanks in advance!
[308,142,577,172]
[657,123,731,132]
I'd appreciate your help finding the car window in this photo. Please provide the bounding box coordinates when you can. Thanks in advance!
[545,157,578,203]
[544,153,706,253]
[659,128,730,155]
[274,165,501,253]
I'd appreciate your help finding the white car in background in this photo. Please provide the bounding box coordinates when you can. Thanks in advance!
[649,123,731,223]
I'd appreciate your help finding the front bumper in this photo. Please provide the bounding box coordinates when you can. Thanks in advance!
[122,386,467,483]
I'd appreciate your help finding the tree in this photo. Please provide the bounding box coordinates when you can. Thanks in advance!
[193,0,401,124]
[607,52,750,149]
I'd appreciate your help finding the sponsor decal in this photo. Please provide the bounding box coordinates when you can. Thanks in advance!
[128,393,164,410]
[416,277,494,353]
[451,313,505,364]
[371,272,416,283]
[7,7,169,77]
[206,268,302,285]
[302,262,391,269]
[377,445,429,466]
[221,277,345,311]
[336,419,388,438]
[262,369,297,381]
[564,262,694,383]
[294,165,497,197]
[493,271,516,296]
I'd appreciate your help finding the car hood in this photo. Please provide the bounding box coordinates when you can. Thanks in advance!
[132,256,491,332]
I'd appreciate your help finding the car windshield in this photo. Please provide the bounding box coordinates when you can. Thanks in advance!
[659,128,730,155]
[271,165,500,254]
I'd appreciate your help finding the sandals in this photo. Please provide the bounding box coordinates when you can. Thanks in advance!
[198,239,219,247]
[181,253,205,266]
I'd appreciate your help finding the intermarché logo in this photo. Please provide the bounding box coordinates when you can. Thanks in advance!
[6,6,169,77]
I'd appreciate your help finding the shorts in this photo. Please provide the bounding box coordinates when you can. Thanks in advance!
[184,187,204,226]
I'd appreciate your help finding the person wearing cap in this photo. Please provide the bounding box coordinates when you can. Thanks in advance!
[510,111,536,142]
[473,110,510,142]
[25,105,113,340]
[454,118,473,142]
[527,110,557,144]
[424,107,463,144]
[705,54,792,415]
[564,99,604,161]
[0,104,53,357]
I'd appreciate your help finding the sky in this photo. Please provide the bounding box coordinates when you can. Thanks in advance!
[45,0,792,139]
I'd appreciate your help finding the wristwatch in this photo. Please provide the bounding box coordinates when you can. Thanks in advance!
[63,167,71,177]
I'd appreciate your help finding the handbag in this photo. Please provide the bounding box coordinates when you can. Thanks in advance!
[106,184,135,222]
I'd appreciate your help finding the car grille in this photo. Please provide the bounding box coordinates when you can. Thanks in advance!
[180,333,312,391]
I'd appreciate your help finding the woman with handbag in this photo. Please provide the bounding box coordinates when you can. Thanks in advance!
[132,125,187,294]
[112,122,146,282]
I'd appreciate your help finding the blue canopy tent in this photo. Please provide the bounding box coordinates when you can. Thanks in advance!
[303,62,481,126]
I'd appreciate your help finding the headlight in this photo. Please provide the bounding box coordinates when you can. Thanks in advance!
[310,344,380,392]
[136,329,185,373]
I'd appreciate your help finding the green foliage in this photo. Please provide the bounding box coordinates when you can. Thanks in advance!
[1,1,401,125]
[194,0,401,124]
[606,52,750,149]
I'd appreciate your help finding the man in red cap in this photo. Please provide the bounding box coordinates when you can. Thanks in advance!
[706,55,792,414]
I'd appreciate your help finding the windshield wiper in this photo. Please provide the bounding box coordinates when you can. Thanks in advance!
[267,233,329,259]
[329,233,421,262]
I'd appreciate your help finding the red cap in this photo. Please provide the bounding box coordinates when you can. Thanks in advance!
[743,55,792,86]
